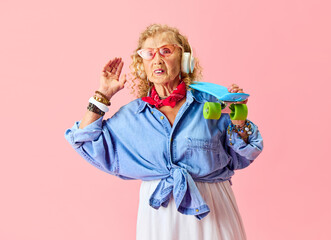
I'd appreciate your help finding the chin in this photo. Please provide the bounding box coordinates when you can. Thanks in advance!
[151,75,171,84]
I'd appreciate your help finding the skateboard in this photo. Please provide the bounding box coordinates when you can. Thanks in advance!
[189,82,250,120]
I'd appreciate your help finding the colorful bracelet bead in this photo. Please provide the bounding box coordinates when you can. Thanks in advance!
[227,120,253,145]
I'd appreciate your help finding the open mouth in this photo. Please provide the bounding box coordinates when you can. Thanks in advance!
[154,69,165,75]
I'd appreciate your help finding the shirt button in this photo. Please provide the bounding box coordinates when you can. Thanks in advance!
[151,111,154,114]
[195,209,199,212]
[160,116,164,120]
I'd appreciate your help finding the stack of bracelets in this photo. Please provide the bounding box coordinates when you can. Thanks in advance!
[87,91,111,116]
[227,119,253,145]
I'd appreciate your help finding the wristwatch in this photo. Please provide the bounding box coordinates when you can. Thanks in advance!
[87,102,105,116]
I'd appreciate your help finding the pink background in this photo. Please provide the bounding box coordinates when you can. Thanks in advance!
[1,0,330,239]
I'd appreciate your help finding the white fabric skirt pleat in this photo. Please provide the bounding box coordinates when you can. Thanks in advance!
[136,179,247,240]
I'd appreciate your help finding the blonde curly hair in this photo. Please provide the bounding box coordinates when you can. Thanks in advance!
[128,23,203,98]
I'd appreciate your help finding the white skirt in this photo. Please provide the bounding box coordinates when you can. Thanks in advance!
[136,179,247,240]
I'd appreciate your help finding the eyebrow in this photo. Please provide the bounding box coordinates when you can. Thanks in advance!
[143,43,174,49]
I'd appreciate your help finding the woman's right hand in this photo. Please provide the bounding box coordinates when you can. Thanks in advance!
[98,57,127,99]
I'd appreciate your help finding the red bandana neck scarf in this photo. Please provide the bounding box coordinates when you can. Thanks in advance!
[141,80,187,108]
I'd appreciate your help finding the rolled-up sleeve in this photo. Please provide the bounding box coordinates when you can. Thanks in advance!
[221,115,264,170]
[64,115,119,175]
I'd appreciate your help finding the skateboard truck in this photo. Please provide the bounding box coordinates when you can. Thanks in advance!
[203,101,248,120]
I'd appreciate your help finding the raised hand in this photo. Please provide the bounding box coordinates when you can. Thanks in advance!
[227,83,248,104]
[98,57,127,99]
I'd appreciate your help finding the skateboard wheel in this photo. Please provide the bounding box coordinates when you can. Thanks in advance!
[229,104,248,120]
[203,102,222,119]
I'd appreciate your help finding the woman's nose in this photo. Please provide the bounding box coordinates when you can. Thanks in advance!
[153,51,164,64]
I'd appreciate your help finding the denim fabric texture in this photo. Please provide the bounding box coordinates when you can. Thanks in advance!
[64,89,264,220]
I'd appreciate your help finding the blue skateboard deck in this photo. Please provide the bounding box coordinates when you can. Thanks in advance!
[189,82,250,102]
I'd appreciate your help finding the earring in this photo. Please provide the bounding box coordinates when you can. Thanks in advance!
[179,72,181,80]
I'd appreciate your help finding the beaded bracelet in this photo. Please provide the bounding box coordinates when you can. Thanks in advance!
[93,95,111,106]
[227,120,253,145]
[95,91,111,105]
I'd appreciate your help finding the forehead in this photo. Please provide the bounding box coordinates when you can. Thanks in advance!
[142,32,177,48]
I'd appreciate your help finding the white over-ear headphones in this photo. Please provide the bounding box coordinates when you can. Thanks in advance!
[181,43,195,74]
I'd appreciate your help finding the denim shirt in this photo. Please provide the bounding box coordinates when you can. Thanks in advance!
[64,89,263,220]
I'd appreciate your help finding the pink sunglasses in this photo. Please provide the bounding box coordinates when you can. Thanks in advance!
[137,44,181,60]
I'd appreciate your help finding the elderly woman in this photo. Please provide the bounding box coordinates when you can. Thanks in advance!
[65,24,263,240]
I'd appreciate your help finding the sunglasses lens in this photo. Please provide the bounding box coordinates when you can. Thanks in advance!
[139,49,154,60]
[160,45,175,56]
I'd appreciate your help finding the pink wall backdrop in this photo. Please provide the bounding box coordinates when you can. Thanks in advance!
[1,0,330,239]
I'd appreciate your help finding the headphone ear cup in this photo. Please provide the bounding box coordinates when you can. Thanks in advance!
[181,52,190,74]
[190,57,195,73]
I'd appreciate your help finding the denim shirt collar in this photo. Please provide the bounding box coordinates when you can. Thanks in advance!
[135,89,205,114]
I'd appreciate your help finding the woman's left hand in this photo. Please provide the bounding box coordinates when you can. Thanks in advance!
[227,84,249,142]
[227,83,248,104]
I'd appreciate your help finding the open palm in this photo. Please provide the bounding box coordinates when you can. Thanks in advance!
[99,57,127,99]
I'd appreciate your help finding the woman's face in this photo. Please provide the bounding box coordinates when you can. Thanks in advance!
[141,32,182,86]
